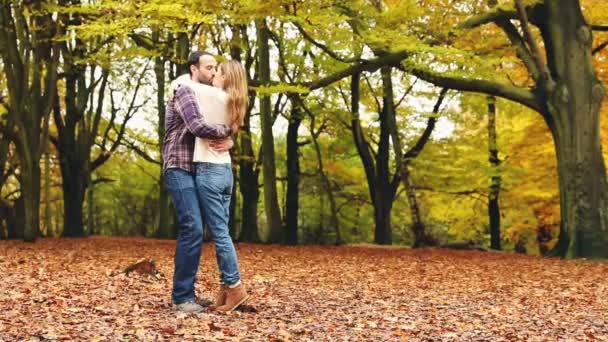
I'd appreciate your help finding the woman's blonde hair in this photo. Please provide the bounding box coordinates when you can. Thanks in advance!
[219,60,248,132]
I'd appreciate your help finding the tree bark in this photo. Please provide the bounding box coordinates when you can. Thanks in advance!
[285,104,302,245]
[87,177,95,235]
[487,96,502,250]
[20,156,42,242]
[154,36,174,239]
[402,164,425,247]
[43,141,52,237]
[61,165,86,237]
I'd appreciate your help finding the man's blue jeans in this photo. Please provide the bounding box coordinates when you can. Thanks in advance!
[164,168,203,304]
[195,162,241,286]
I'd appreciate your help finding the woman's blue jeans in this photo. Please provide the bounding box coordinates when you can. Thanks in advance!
[195,162,241,286]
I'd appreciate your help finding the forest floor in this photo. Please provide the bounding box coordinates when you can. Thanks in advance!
[0,237,607,341]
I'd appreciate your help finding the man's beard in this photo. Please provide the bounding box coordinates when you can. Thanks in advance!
[197,75,213,85]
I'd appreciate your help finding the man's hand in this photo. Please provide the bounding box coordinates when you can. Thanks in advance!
[209,137,234,153]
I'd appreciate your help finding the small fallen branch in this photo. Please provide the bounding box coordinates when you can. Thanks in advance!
[111,259,162,279]
[440,242,489,252]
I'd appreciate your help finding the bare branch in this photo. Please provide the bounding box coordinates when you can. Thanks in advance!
[593,41,608,55]
[363,74,381,112]
[92,177,115,185]
[292,21,361,63]
[403,88,448,161]
[121,139,160,165]
[395,77,418,108]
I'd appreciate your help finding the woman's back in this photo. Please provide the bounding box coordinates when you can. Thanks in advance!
[188,81,231,164]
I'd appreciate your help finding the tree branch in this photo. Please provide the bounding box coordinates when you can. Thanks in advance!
[292,21,361,63]
[403,88,448,160]
[402,65,540,112]
[247,50,409,92]
[593,41,608,55]
[591,25,608,32]
[514,0,552,85]
[495,20,540,81]
[121,139,160,165]
[459,9,518,29]
[92,177,115,185]
[306,51,409,90]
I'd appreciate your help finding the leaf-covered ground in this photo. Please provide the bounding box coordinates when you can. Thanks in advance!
[0,237,607,341]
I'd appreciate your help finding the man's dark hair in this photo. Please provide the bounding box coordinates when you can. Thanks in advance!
[187,51,214,75]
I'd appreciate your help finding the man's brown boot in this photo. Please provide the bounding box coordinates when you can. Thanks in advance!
[216,284,250,313]
[209,284,227,310]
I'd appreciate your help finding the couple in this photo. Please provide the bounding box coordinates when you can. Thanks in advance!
[162,51,250,313]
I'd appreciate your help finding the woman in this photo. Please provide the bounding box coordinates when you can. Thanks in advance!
[190,60,249,312]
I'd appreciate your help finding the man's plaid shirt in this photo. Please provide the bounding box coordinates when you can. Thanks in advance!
[162,85,232,173]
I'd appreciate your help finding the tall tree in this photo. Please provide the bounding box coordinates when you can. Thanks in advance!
[308,108,343,244]
[349,71,400,244]
[53,54,146,238]
[53,57,109,238]
[256,18,283,242]
[149,29,174,239]
[405,0,608,257]
[0,1,60,241]
[228,23,260,243]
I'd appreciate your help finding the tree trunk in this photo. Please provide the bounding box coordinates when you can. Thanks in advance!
[285,106,302,245]
[239,114,260,243]
[43,143,52,237]
[310,115,343,245]
[87,179,94,235]
[154,48,174,239]
[487,96,502,250]
[550,108,607,258]
[61,159,86,237]
[10,197,24,239]
[540,2,608,258]
[1,198,21,239]
[257,18,283,242]
[21,160,41,242]
[373,188,393,245]
[175,32,190,75]
[402,164,426,247]
[400,88,447,247]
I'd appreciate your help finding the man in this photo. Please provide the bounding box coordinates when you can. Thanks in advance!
[162,51,237,312]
